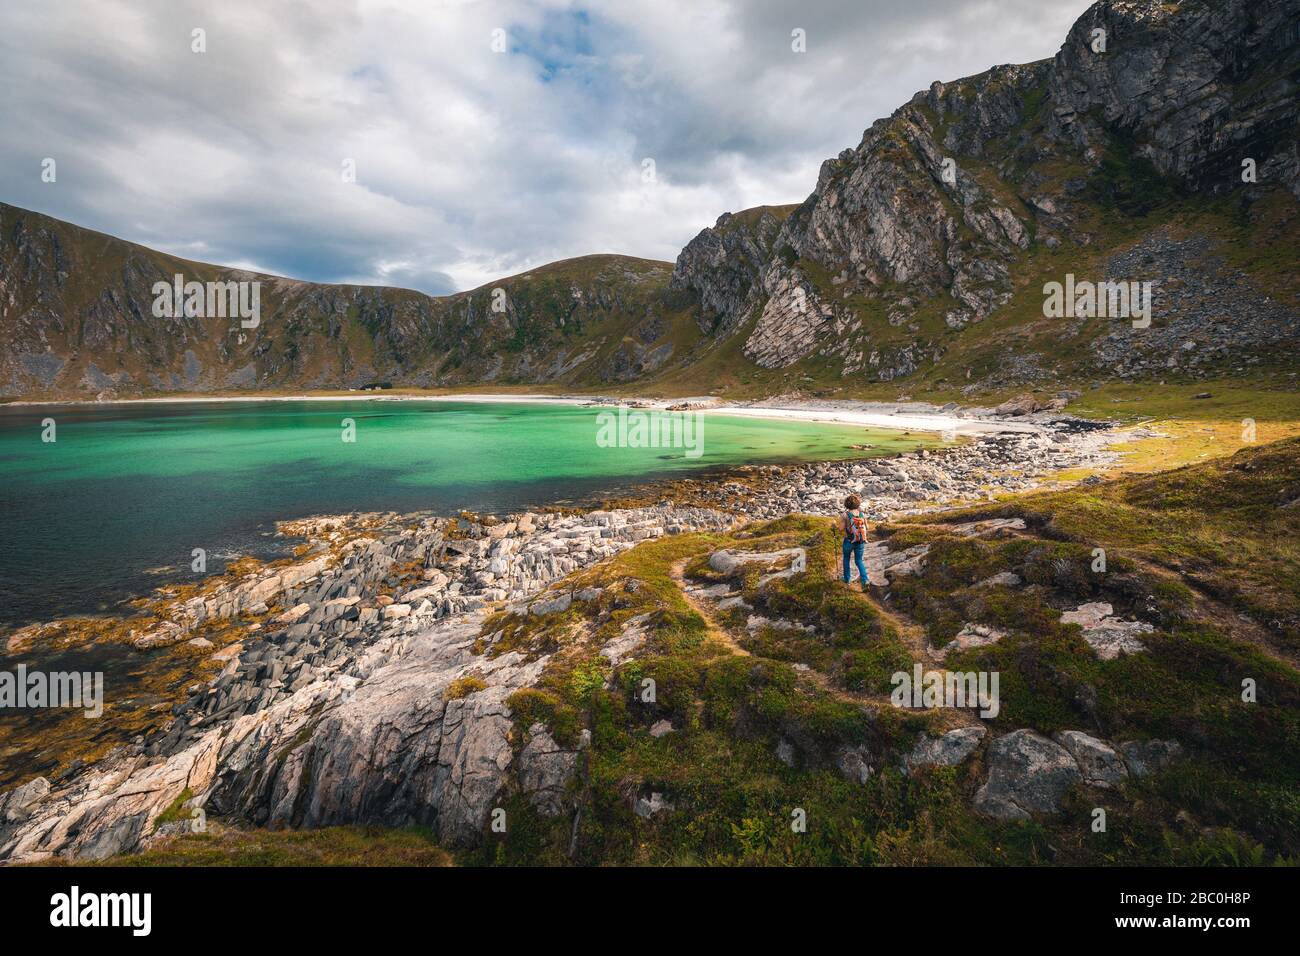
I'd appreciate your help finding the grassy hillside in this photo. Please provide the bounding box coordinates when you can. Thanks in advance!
[0,201,697,399]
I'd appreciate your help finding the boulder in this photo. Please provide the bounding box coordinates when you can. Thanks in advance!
[529,593,572,616]
[1054,730,1128,788]
[973,729,1082,820]
[835,745,874,785]
[992,393,1048,417]
[902,726,986,773]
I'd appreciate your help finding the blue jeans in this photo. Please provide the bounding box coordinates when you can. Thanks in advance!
[842,539,868,585]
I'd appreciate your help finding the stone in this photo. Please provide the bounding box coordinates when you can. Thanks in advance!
[1054,731,1128,788]
[634,792,673,819]
[835,745,874,784]
[400,583,446,604]
[1060,602,1152,659]
[902,726,986,773]
[974,571,1022,589]
[775,738,796,767]
[0,777,50,824]
[973,729,1083,820]
[936,623,1005,659]
[708,547,805,576]
[210,642,242,663]
[517,724,579,816]
[648,719,674,738]
[993,393,1049,417]
[529,593,572,616]
[1119,739,1184,778]
[599,614,651,666]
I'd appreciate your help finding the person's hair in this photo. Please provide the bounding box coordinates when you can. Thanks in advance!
[844,494,861,511]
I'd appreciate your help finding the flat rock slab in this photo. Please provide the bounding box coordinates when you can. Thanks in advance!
[974,571,1023,589]
[599,613,652,666]
[1060,602,1153,659]
[687,582,737,599]
[708,547,805,576]
[745,615,814,634]
[936,623,1005,659]
[947,517,1027,536]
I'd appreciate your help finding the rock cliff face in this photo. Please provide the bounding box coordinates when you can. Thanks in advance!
[669,0,1300,376]
[669,205,795,337]
[1045,0,1300,196]
[0,504,736,861]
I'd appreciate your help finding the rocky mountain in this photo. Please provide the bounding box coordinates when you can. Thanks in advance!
[2,0,1297,401]
[672,0,1300,386]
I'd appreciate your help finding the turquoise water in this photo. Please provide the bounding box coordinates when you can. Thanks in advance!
[0,399,929,626]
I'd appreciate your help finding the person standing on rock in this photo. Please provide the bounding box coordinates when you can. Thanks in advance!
[840,495,870,590]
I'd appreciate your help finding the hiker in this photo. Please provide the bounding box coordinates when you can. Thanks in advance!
[841,494,870,590]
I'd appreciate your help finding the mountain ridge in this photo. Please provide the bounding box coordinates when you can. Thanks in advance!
[3,0,1297,400]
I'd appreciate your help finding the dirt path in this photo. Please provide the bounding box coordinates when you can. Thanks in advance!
[668,557,749,657]
[671,554,900,710]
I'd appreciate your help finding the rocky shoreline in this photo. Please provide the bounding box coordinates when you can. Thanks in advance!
[0,412,1135,862]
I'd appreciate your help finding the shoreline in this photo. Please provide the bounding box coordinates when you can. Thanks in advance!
[5,415,1123,644]
[0,417,1128,859]
[2,391,1043,437]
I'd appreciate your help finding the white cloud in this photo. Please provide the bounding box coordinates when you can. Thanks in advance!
[0,0,1092,294]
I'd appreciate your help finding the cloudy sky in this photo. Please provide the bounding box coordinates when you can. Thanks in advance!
[1,0,1092,295]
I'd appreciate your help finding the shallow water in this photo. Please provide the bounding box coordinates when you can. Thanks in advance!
[0,399,932,626]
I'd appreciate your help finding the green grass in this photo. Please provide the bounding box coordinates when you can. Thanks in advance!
[463,438,1300,865]
[41,825,455,867]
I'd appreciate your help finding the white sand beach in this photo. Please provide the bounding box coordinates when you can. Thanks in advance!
[4,391,1042,436]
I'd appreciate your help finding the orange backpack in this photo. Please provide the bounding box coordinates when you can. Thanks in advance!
[845,510,868,543]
